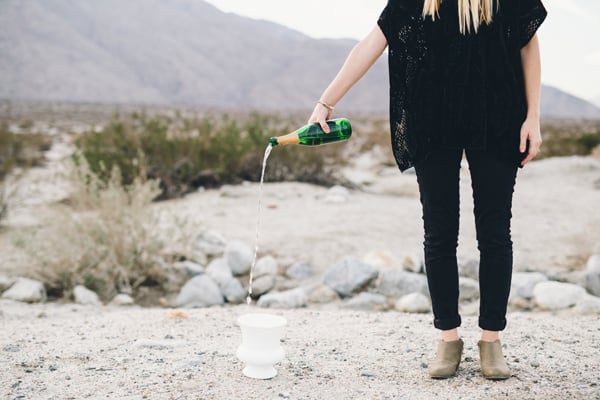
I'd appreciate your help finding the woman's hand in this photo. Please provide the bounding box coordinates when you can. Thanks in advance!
[519,116,542,166]
[308,103,333,133]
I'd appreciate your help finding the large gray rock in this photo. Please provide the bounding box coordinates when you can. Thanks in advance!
[221,278,246,304]
[1,278,46,303]
[0,275,16,293]
[285,261,315,280]
[253,256,278,278]
[395,292,431,313]
[193,230,227,257]
[205,258,233,288]
[511,272,548,299]
[584,255,600,296]
[323,258,379,298]
[174,275,224,308]
[343,292,387,311]
[250,275,276,296]
[375,268,428,298]
[257,288,307,309]
[225,240,254,276]
[533,281,586,310]
[73,285,102,306]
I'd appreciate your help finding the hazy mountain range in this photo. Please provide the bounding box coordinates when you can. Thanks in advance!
[1,0,599,118]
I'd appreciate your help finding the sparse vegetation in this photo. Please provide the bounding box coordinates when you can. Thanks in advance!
[14,153,191,303]
[74,111,351,200]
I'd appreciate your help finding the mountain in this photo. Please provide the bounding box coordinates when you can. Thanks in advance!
[1,0,599,119]
[541,86,600,119]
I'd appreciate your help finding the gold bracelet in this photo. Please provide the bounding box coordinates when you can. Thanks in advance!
[318,100,335,111]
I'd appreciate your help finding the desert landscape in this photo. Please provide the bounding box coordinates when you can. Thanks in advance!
[1,102,600,399]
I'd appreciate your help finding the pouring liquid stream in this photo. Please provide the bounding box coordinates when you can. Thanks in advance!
[246,143,274,306]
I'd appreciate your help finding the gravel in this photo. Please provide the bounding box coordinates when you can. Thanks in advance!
[1,300,599,399]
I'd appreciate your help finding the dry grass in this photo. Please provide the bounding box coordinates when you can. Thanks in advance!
[13,153,193,302]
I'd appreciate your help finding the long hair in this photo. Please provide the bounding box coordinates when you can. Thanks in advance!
[422,0,499,34]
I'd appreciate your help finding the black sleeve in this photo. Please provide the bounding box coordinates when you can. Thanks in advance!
[377,0,394,43]
[516,0,548,48]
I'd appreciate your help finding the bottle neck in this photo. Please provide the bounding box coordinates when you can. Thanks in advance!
[273,131,300,145]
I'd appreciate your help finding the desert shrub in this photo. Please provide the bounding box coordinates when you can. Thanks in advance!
[576,131,600,153]
[0,123,52,223]
[0,123,52,181]
[74,111,350,200]
[15,152,192,302]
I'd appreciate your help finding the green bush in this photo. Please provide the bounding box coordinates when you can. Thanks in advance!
[576,131,600,153]
[74,111,349,200]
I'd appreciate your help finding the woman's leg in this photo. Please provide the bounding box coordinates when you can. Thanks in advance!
[414,146,464,336]
[464,148,519,336]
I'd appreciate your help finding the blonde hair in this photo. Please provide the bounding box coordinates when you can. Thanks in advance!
[422,0,498,34]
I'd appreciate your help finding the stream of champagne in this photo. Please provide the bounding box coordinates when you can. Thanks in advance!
[246,143,274,306]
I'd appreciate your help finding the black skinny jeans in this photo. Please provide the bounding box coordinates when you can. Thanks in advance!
[413,145,519,331]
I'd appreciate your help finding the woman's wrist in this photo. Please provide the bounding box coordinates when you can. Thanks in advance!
[317,100,335,111]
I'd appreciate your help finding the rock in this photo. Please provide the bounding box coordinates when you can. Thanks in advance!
[225,239,254,276]
[73,285,102,306]
[510,272,548,300]
[323,258,379,298]
[222,278,246,304]
[509,296,532,310]
[193,230,227,257]
[174,275,224,308]
[533,281,586,310]
[188,250,208,267]
[395,292,431,313]
[324,185,350,203]
[251,275,276,296]
[343,292,388,311]
[459,277,479,301]
[205,258,233,288]
[402,254,424,274]
[459,259,479,280]
[375,268,428,298]
[0,275,16,293]
[285,261,314,280]
[584,255,600,296]
[254,256,278,278]
[1,278,46,303]
[173,261,205,277]
[303,283,340,304]
[257,288,307,309]
[573,293,600,315]
[111,294,135,306]
[363,250,398,270]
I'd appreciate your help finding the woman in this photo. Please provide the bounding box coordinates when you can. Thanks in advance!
[308,0,547,380]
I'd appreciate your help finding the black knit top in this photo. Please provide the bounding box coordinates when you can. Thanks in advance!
[377,0,548,172]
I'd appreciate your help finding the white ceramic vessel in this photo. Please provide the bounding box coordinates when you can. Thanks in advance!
[236,312,287,379]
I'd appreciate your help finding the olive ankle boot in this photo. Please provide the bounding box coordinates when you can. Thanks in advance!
[478,339,511,380]
[428,338,464,379]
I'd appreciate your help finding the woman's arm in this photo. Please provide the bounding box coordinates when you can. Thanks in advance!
[308,24,388,133]
[518,33,543,166]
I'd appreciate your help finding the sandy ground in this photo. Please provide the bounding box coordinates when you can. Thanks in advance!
[160,154,600,278]
[1,300,599,400]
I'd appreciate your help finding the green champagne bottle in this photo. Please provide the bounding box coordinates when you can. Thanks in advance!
[269,118,352,146]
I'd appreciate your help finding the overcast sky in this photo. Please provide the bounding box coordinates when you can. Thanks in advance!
[204,0,600,104]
